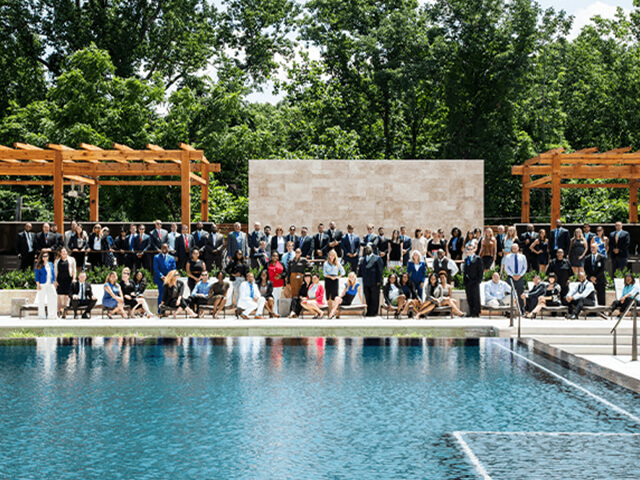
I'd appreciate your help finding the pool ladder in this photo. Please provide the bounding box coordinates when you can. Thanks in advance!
[610,293,638,360]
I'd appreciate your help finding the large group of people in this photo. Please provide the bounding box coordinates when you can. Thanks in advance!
[18,217,638,320]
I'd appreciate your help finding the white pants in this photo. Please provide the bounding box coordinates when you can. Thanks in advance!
[37,283,58,319]
[487,297,510,309]
[242,297,266,317]
[272,286,282,315]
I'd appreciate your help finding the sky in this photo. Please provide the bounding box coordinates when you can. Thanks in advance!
[216,0,637,103]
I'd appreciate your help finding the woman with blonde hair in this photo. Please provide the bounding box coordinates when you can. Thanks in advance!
[328,272,363,319]
[569,227,588,275]
[479,227,497,272]
[407,250,427,299]
[501,226,518,270]
[102,271,128,319]
[160,270,197,318]
[323,249,345,314]
[53,246,76,317]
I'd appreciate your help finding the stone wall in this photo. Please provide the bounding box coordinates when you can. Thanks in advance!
[249,159,484,236]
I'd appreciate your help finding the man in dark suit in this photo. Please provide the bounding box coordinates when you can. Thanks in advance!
[327,221,343,258]
[609,221,630,273]
[153,244,177,306]
[299,226,314,259]
[284,225,299,249]
[150,219,168,251]
[341,224,361,273]
[35,222,55,255]
[192,221,209,257]
[69,270,97,318]
[583,223,595,248]
[373,227,389,265]
[49,224,64,252]
[248,222,266,268]
[550,219,570,259]
[205,223,225,271]
[175,224,193,270]
[584,242,606,306]
[495,225,506,266]
[124,224,138,269]
[313,223,330,260]
[520,224,538,272]
[463,245,484,317]
[16,222,36,270]
[363,224,377,253]
[358,246,384,317]
[547,249,572,304]
[136,224,152,271]
[227,222,248,260]
[400,226,412,266]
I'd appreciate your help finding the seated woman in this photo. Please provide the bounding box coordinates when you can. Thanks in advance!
[208,271,230,319]
[300,273,326,319]
[256,269,277,318]
[383,273,405,318]
[437,272,465,317]
[289,272,312,318]
[609,273,640,320]
[415,273,440,318]
[160,270,197,318]
[397,272,420,317]
[525,273,562,318]
[328,272,363,319]
[103,270,128,319]
[225,250,248,301]
[120,268,153,318]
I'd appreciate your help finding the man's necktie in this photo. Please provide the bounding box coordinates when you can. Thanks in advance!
[80,283,84,301]
[249,283,254,298]
[514,255,518,274]
[579,282,584,294]
[185,235,188,250]
[592,255,596,265]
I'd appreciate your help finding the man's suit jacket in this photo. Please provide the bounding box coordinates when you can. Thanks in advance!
[16,231,36,256]
[175,234,194,262]
[327,229,343,257]
[153,253,177,284]
[150,228,168,250]
[313,232,330,259]
[299,235,314,258]
[192,229,209,251]
[401,235,412,263]
[248,231,266,257]
[69,281,94,299]
[284,234,299,249]
[609,230,630,257]
[206,232,225,255]
[341,234,361,259]
[550,227,570,254]
[374,236,389,257]
[463,255,484,284]
[584,253,606,284]
[135,233,151,252]
[36,232,62,252]
[358,254,384,287]
[520,231,538,256]
[227,231,248,259]
[363,233,378,253]
[124,234,139,251]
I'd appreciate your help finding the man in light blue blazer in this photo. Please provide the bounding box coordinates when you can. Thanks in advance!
[227,222,249,261]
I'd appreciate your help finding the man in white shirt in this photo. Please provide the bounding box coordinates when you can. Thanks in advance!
[237,272,266,319]
[484,272,511,308]
[566,271,596,319]
[503,243,527,313]
[167,223,179,254]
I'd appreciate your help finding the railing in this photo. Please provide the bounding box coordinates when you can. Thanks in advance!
[610,293,638,360]
[508,277,522,337]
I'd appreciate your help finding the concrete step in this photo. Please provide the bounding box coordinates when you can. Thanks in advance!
[519,326,634,336]
[528,335,635,346]
[550,344,635,355]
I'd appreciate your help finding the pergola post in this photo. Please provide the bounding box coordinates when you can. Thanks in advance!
[521,166,530,223]
[90,179,99,222]
[550,152,561,229]
[630,177,638,224]
[181,150,191,231]
[201,163,209,222]
[53,150,64,232]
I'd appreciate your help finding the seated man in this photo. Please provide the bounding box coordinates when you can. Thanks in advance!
[432,249,459,281]
[485,272,511,308]
[190,270,211,316]
[566,271,596,319]
[237,272,266,319]
[69,270,97,319]
[521,274,546,313]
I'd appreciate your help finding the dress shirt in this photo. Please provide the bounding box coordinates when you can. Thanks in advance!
[485,281,511,303]
[323,262,345,277]
[93,236,102,250]
[193,281,211,296]
[567,281,595,300]
[282,251,295,268]
[504,253,527,277]
[167,232,179,250]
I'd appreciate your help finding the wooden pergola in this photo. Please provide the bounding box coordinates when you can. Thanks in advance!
[0,142,220,232]
[512,147,640,227]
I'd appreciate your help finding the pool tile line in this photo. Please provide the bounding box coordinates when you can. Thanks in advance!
[495,343,640,425]
[452,431,493,480]
[455,431,640,437]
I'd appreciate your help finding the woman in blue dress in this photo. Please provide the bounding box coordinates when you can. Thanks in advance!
[102,271,128,318]
[327,272,363,319]
[407,250,427,299]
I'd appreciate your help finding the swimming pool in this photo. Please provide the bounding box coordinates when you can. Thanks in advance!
[1,337,639,480]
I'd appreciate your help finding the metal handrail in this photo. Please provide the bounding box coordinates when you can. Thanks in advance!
[508,277,522,337]
[610,293,638,360]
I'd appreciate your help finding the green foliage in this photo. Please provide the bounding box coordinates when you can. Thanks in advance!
[0,268,37,289]
[85,265,157,290]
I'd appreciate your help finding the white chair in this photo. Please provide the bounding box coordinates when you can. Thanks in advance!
[480,281,513,318]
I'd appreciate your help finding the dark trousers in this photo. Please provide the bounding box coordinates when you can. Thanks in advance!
[344,256,359,274]
[191,296,208,313]
[509,277,525,312]
[611,254,628,274]
[569,297,595,317]
[363,284,380,316]
[465,281,481,316]
[88,251,102,269]
[155,281,164,306]
[19,252,35,271]
[610,297,634,315]
[594,281,606,306]
[560,283,570,305]
[526,253,539,273]
[125,253,137,269]
[70,298,97,317]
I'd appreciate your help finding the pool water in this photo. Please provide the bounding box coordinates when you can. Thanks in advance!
[1,337,639,480]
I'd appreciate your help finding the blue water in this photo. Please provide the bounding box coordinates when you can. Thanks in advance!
[1,337,640,480]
